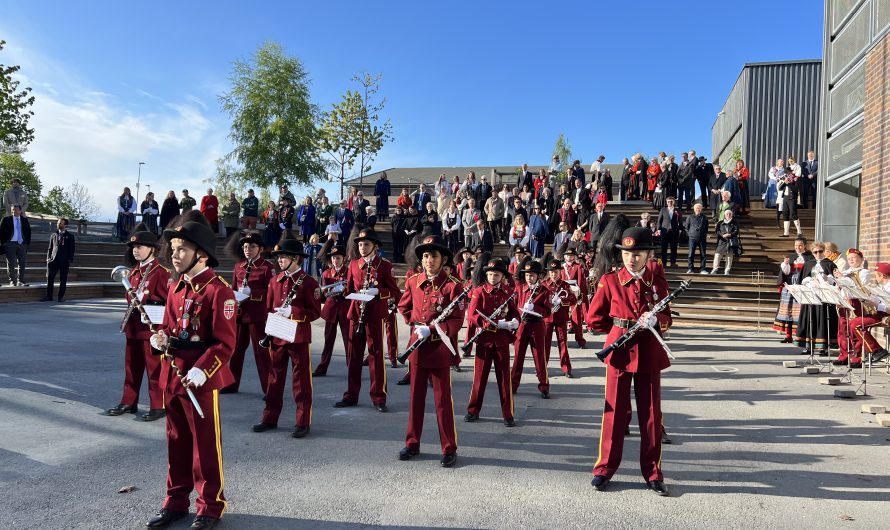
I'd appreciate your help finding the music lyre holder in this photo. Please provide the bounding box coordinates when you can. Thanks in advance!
[834,277,875,396]
[785,283,828,370]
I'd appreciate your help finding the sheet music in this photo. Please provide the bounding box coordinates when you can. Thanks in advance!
[785,284,822,305]
[345,293,375,302]
[143,305,166,325]
[817,284,854,310]
[865,284,890,306]
[834,277,872,301]
[264,313,298,343]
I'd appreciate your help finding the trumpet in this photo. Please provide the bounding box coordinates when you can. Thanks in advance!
[111,266,204,418]
[320,280,346,296]
[550,288,568,312]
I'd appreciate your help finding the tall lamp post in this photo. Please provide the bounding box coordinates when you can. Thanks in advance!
[136,161,146,201]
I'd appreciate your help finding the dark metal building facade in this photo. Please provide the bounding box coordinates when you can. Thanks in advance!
[712,60,822,196]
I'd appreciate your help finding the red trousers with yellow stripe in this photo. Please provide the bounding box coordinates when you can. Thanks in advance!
[262,343,312,427]
[163,390,227,519]
[345,318,388,406]
[120,338,163,409]
[594,365,663,482]
[467,345,513,421]
[406,364,456,455]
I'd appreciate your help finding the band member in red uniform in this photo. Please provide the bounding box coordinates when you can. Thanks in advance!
[544,260,578,377]
[147,219,237,530]
[336,228,400,412]
[395,262,424,386]
[225,231,275,394]
[586,227,672,497]
[385,297,400,367]
[465,257,519,426]
[315,245,350,376]
[510,260,553,398]
[252,233,322,438]
[833,248,873,368]
[103,223,171,422]
[837,259,890,366]
[560,248,587,348]
[397,235,467,467]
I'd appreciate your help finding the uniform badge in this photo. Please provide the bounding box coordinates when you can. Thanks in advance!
[223,299,236,320]
[191,335,201,342]
[623,236,636,247]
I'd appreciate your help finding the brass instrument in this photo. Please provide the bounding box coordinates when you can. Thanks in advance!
[520,281,543,321]
[118,263,153,332]
[550,287,569,312]
[320,280,346,296]
[111,266,204,418]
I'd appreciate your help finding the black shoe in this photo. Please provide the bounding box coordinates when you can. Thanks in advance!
[399,446,419,461]
[591,475,610,491]
[374,403,388,413]
[464,413,479,422]
[219,387,237,394]
[540,391,550,399]
[291,425,310,438]
[440,452,457,467]
[102,403,137,416]
[140,409,166,422]
[189,515,220,530]
[251,422,277,433]
[647,480,670,496]
[661,430,672,445]
[565,371,574,379]
[871,349,890,363]
[362,357,369,366]
[625,426,631,436]
[462,351,472,358]
[145,508,189,528]
[396,376,410,386]
[831,358,848,366]
[312,370,326,377]
[780,337,792,344]
[39,296,52,302]
[504,418,516,427]
[334,400,358,408]
[390,360,398,368]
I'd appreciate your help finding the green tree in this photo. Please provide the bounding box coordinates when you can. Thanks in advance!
[0,40,36,153]
[552,133,572,170]
[203,159,247,201]
[320,90,363,201]
[352,72,393,186]
[0,152,44,212]
[219,42,326,189]
[43,186,75,218]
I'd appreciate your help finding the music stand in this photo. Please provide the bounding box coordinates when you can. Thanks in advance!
[785,284,825,368]
[834,277,875,395]
[816,282,854,372]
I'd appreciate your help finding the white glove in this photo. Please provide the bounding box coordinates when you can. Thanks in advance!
[364,287,380,297]
[279,223,286,229]
[239,285,251,296]
[332,284,344,294]
[523,302,535,312]
[414,325,431,339]
[150,331,168,350]
[878,302,887,313]
[639,312,658,328]
[185,367,207,388]
[275,306,290,317]
[570,286,581,297]
[550,293,561,307]
[498,318,519,330]
[801,277,812,286]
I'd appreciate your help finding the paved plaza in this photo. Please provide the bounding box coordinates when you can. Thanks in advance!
[1,299,889,529]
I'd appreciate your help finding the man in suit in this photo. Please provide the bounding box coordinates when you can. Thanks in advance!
[413,183,432,214]
[0,204,31,286]
[474,175,493,209]
[41,218,76,302]
[469,217,494,253]
[517,163,534,191]
[619,158,632,202]
[694,155,713,210]
[589,202,611,252]
[801,151,818,209]
[4,178,29,215]
[462,198,480,249]
[336,200,354,239]
[676,152,696,211]
[656,196,682,267]
[352,192,370,224]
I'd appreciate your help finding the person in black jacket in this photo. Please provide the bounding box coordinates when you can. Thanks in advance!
[159,190,180,230]
[677,152,696,211]
[683,204,709,273]
[391,207,406,262]
[708,167,728,213]
[241,189,260,229]
[694,155,713,210]
[661,155,678,201]
[619,159,632,202]
[588,202,611,252]
[655,196,682,267]
[711,210,740,275]
[0,204,31,286]
[41,218,76,302]
[777,166,802,237]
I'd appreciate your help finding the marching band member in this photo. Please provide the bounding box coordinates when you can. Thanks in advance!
[852,262,890,364]
[397,235,467,467]
[561,248,588,348]
[586,227,672,496]
[225,230,275,394]
[146,218,236,530]
[251,233,321,437]
[833,248,871,367]
[336,228,400,412]
[544,260,578,378]
[510,260,553,398]
[315,245,349,376]
[103,223,171,422]
[465,257,519,426]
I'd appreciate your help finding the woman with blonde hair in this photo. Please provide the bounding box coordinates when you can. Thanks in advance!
[509,214,530,248]
[824,242,846,270]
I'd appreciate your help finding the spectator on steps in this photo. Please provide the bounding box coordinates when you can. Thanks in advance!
[159,190,180,230]
[41,218,75,302]
[0,204,31,286]
[684,203,709,274]
[4,178,29,216]
[178,189,196,213]
[711,209,739,276]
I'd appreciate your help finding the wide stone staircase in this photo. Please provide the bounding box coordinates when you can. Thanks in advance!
[0,201,816,331]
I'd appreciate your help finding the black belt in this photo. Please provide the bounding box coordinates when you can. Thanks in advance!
[521,315,543,324]
[170,338,210,350]
[612,317,633,328]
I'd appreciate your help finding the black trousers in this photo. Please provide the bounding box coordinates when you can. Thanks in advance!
[687,238,707,270]
[660,231,678,266]
[47,261,70,300]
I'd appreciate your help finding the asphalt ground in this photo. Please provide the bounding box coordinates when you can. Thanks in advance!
[1,299,889,529]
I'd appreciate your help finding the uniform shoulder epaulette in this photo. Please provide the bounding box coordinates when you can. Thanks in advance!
[215,275,231,287]
[447,274,462,285]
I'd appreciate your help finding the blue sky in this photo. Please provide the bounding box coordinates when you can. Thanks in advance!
[2,1,824,220]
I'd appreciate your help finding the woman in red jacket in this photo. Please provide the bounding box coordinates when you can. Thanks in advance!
[397,188,413,210]
[646,159,661,204]
[734,160,750,215]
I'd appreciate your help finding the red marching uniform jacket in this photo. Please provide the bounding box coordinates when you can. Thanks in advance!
[266,269,322,345]
[124,259,171,340]
[586,266,672,373]
[232,258,275,323]
[561,262,587,301]
[344,255,401,324]
[543,278,577,324]
[160,268,237,393]
[320,264,350,322]
[515,281,553,323]
[397,270,467,369]
[467,283,519,349]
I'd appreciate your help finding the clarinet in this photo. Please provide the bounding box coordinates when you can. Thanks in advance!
[120,263,154,332]
[258,274,304,348]
[355,261,373,336]
[594,280,690,362]
[520,282,542,322]
[461,292,516,355]
[398,285,472,364]
[241,259,254,291]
